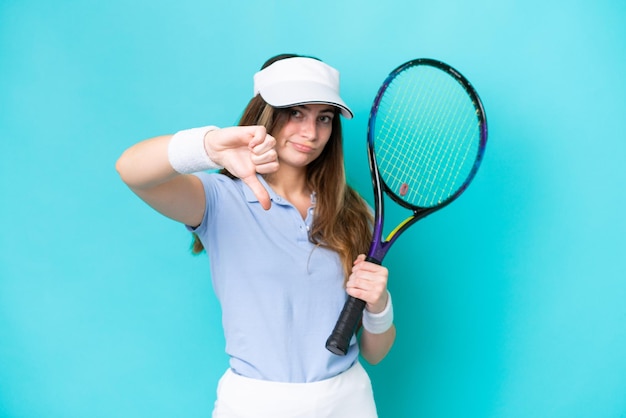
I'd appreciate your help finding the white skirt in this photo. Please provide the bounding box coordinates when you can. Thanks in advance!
[212,361,378,418]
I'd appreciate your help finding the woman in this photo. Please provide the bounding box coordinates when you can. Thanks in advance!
[116,54,396,417]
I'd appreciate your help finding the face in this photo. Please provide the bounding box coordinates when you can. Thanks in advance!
[273,104,336,169]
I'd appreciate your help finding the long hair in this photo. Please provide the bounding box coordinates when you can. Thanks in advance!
[191,54,373,282]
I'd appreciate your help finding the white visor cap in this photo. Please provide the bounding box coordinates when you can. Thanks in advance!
[253,57,353,119]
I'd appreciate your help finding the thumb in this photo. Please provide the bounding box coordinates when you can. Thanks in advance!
[242,174,272,210]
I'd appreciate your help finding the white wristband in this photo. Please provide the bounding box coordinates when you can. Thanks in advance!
[167,126,222,173]
[362,291,394,334]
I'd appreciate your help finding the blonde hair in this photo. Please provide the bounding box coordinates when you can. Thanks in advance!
[192,54,372,282]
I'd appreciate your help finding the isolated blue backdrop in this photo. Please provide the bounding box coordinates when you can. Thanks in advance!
[1,1,625,417]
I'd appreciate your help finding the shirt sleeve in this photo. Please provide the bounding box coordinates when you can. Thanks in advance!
[185,172,218,236]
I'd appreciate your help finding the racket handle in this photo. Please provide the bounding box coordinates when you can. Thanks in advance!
[325,296,367,356]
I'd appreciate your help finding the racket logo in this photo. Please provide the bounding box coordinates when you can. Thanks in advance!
[399,182,409,196]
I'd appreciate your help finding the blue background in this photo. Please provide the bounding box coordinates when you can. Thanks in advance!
[1,1,625,417]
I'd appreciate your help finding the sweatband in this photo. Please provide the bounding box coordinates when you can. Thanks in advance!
[167,126,222,173]
[361,291,394,334]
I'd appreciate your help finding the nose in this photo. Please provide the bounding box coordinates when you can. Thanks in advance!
[300,117,317,140]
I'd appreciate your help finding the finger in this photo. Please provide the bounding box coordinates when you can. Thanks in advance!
[347,273,378,290]
[346,276,387,305]
[353,254,367,265]
[250,148,278,165]
[345,283,384,307]
[345,286,368,301]
[353,260,388,276]
[348,267,388,293]
[250,146,279,175]
[241,174,272,210]
[255,161,280,175]
[246,126,270,149]
[250,133,276,155]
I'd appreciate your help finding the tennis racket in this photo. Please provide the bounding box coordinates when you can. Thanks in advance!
[325,58,488,355]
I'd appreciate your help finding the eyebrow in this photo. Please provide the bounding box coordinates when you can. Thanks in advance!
[295,104,337,114]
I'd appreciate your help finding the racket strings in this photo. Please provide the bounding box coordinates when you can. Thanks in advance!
[424,82,475,199]
[410,77,457,196]
[374,65,480,207]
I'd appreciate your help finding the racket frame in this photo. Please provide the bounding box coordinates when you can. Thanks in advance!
[325,58,488,356]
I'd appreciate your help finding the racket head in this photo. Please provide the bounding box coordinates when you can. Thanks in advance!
[368,58,488,213]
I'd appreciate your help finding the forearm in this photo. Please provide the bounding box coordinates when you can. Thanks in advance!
[359,324,396,365]
[116,135,177,190]
[359,291,396,364]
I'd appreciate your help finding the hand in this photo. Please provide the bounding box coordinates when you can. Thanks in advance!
[205,126,279,210]
[345,254,389,314]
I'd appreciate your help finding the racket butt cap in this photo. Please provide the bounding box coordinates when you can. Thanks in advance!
[325,339,348,356]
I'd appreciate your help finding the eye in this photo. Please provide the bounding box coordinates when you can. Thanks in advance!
[318,114,334,124]
[290,109,303,118]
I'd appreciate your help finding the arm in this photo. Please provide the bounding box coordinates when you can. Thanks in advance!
[346,255,396,365]
[116,134,206,226]
[115,126,279,225]
[359,324,396,365]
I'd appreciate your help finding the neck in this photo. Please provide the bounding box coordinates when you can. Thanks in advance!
[265,165,309,198]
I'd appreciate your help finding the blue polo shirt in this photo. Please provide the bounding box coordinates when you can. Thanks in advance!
[189,172,358,383]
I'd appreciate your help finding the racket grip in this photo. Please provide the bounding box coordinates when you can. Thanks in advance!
[325,296,367,356]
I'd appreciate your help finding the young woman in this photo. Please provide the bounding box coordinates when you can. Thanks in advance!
[116,54,396,417]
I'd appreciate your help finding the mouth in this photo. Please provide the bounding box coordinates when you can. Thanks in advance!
[290,142,315,153]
